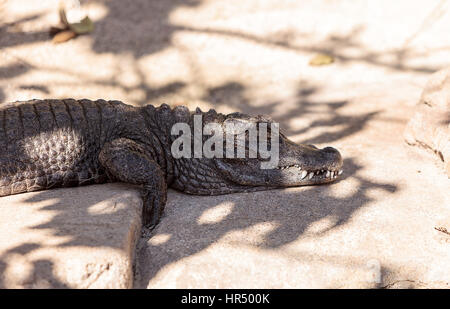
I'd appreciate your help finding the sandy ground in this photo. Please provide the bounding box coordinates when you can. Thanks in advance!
[1,0,449,288]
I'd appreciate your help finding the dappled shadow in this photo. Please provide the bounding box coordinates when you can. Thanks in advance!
[203,83,249,109]
[0,183,140,288]
[0,243,69,288]
[103,60,187,105]
[88,0,202,58]
[0,241,62,288]
[18,183,141,249]
[2,243,70,288]
[176,24,443,74]
[0,63,29,79]
[135,156,399,287]
[0,62,32,103]
[0,12,48,49]
[18,84,50,94]
[0,0,446,109]
[86,0,446,73]
[0,158,400,288]
[202,80,379,143]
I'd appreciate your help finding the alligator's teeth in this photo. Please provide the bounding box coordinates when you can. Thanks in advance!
[316,171,320,175]
[300,170,308,179]
[326,171,330,177]
[331,171,335,178]
[338,170,343,175]
[308,172,314,179]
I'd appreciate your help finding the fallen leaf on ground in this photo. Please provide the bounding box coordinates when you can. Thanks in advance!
[435,226,450,236]
[49,4,94,43]
[59,6,69,27]
[309,54,334,66]
[52,30,77,43]
[69,16,94,34]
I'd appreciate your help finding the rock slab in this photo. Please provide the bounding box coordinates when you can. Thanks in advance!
[0,184,142,288]
[405,67,450,176]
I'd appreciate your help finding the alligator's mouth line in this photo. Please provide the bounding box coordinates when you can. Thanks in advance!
[274,164,343,181]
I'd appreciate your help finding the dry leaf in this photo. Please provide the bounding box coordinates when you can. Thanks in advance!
[435,226,450,236]
[52,30,77,43]
[309,54,334,66]
[69,16,94,34]
[50,3,94,43]
[59,6,69,27]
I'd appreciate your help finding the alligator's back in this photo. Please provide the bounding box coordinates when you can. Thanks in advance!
[0,99,124,196]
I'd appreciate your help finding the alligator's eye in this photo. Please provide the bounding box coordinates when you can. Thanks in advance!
[223,118,253,135]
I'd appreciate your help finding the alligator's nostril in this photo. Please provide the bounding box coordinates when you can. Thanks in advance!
[323,146,338,153]
[321,147,342,165]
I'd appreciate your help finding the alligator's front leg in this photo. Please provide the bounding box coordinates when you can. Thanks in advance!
[99,138,167,229]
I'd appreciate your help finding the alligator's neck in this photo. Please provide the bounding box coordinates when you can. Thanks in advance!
[139,104,178,185]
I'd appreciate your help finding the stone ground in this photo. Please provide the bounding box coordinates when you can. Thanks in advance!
[0,0,449,288]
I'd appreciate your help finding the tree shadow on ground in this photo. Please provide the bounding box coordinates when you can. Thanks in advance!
[0,183,140,288]
[179,24,444,74]
[84,0,448,73]
[0,12,48,49]
[202,80,379,142]
[87,0,202,58]
[134,156,398,287]
[0,154,399,288]
[1,0,447,107]
[0,63,32,103]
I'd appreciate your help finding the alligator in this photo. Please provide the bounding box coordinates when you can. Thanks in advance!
[0,99,343,228]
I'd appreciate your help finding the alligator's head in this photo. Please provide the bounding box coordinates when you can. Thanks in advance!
[168,106,343,195]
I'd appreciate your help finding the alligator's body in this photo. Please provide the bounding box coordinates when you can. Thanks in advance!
[0,99,343,228]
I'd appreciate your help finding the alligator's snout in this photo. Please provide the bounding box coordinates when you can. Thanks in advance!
[270,140,344,186]
[321,146,343,170]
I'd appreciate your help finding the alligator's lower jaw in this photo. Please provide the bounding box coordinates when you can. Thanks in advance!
[301,174,342,186]
[274,165,343,184]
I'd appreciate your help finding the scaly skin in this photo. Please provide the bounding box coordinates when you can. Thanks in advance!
[0,99,343,228]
